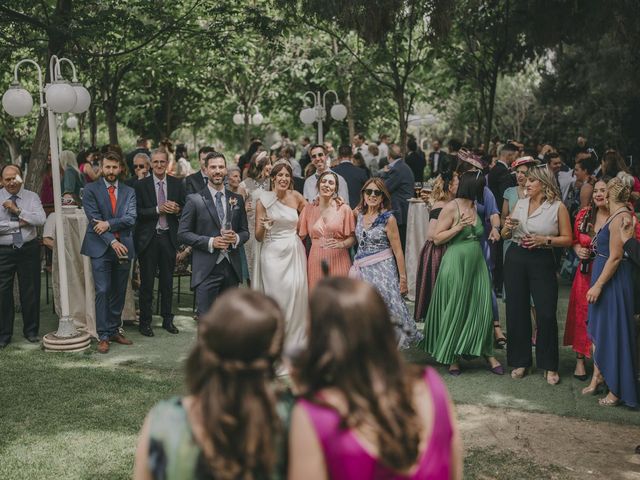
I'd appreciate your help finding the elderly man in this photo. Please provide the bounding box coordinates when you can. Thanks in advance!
[0,165,46,348]
[134,149,185,337]
[302,144,349,203]
[125,152,151,187]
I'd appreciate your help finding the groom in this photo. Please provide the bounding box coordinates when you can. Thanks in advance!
[178,152,249,316]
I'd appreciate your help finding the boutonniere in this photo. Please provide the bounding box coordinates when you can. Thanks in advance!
[228,197,238,209]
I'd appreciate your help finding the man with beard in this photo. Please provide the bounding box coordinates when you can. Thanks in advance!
[178,152,249,317]
[81,152,137,353]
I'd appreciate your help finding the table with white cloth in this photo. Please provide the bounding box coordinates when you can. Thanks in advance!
[405,199,430,301]
[50,207,136,339]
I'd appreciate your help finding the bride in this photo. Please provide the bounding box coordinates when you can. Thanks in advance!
[253,161,308,355]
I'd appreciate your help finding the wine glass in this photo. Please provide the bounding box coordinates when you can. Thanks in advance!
[414,182,423,198]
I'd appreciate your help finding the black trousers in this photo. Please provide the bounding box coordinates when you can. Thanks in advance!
[138,231,176,327]
[398,222,407,252]
[504,244,559,371]
[195,259,238,316]
[0,240,40,343]
[493,238,504,292]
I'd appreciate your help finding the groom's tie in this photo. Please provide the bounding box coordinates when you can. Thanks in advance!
[214,191,229,264]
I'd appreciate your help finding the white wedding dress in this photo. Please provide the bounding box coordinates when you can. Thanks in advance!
[253,191,308,354]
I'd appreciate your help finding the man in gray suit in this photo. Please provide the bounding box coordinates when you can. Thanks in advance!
[178,152,249,317]
[379,143,415,250]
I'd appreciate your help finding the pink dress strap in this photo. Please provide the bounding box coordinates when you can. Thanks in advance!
[298,367,453,479]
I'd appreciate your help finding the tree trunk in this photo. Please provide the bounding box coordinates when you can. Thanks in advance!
[345,84,355,141]
[4,136,21,164]
[104,99,118,145]
[89,102,98,147]
[78,112,86,149]
[25,115,49,194]
[395,89,408,155]
[483,67,500,148]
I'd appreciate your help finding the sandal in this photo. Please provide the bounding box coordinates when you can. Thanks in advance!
[573,354,588,381]
[582,375,604,395]
[493,321,507,349]
[598,395,620,407]
[544,370,560,386]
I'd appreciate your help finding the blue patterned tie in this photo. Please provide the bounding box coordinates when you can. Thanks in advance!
[10,195,23,248]
[214,191,228,263]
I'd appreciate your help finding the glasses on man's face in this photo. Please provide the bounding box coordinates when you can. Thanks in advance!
[134,164,146,170]
[364,188,382,197]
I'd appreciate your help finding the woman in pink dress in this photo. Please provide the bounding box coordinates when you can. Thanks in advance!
[298,171,355,290]
[288,277,462,480]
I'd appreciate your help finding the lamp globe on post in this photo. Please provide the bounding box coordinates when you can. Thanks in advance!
[299,107,316,125]
[45,80,77,113]
[330,103,347,121]
[252,111,263,126]
[2,83,33,117]
[66,115,78,129]
[70,83,91,114]
[233,112,244,125]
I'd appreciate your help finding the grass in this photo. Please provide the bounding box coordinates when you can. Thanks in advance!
[0,275,638,479]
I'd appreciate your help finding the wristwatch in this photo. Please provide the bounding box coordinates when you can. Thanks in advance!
[546,236,552,246]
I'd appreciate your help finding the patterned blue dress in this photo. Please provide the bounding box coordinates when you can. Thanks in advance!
[587,215,638,407]
[355,211,422,349]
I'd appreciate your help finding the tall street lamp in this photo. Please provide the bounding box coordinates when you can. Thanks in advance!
[299,90,347,144]
[2,55,92,352]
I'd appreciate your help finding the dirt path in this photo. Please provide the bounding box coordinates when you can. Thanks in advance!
[458,404,640,479]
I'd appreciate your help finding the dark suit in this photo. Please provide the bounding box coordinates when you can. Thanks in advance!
[185,171,209,196]
[380,158,414,248]
[81,180,137,340]
[428,150,450,178]
[487,161,516,293]
[134,175,185,328]
[178,187,249,315]
[405,150,426,182]
[333,160,368,209]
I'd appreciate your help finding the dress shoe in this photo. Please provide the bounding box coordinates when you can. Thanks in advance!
[163,323,179,334]
[25,335,41,343]
[97,340,110,354]
[109,333,133,345]
[139,325,155,337]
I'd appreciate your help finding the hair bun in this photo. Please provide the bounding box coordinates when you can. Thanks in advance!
[616,171,634,189]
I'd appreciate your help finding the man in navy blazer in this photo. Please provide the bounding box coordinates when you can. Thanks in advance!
[80,152,137,353]
[332,145,368,209]
[379,143,415,249]
[178,152,249,317]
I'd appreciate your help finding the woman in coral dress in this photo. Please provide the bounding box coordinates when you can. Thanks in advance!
[298,171,355,290]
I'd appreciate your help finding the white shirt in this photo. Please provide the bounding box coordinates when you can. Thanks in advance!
[303,170,350,203]
[0,187,46,246]
[432,150,441,172]
[206,185,239,253]
[378,142,389,162]
[511,197,560,245]
[103,178,119,199]
[557,170,575,203]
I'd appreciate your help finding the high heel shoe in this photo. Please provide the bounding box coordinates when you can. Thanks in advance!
[581,380,604,395]
[493,321,507,349]
[598,395,621,407]
[573,354,588,381]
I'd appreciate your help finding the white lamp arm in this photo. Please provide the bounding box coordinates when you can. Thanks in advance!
[13,59,44,116]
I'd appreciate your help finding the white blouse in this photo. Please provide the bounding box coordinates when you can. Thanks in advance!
[510,197,560,245]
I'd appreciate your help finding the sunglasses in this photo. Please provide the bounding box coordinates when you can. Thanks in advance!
[134,164,146,170]
[364,188,382,196]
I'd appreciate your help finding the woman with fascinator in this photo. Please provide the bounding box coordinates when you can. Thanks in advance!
[134,289,292,480]
[413,171,458,321]
[420,171,503,376]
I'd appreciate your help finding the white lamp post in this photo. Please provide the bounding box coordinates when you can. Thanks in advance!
[2,55,92,352]
[299,90,347,144]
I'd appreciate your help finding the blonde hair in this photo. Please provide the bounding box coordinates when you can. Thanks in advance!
[430,172,457,204]
[528,165,561,202]
[59,150,80,173]
[607,171,634,204]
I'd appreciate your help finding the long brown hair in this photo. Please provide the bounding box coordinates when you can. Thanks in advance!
[299,278,423,471]
[356,177,392,213]
[270,161,293,190]
[186,289,285,479]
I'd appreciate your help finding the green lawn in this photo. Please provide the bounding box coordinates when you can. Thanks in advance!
[0,276,637,479]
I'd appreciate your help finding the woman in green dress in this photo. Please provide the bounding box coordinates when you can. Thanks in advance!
[420,171,504,376]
